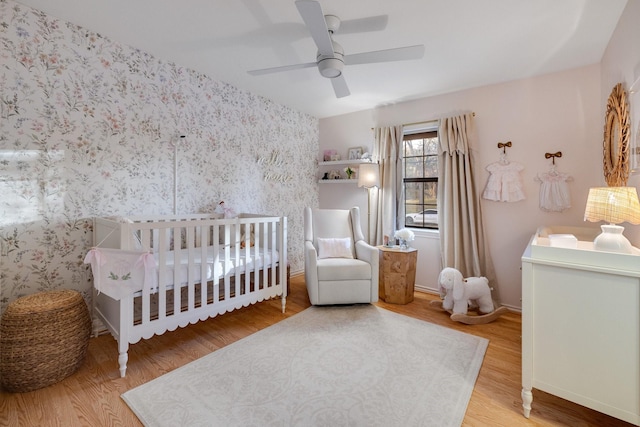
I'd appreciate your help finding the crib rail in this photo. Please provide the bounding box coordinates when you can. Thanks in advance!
[92,213,287,377]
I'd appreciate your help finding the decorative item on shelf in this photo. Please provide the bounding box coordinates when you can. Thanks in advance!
[394,228,415,249]
[322,172,329,180]
[344,166,355,179]
[329,169,341,179]
[323,149,337,161]
[330,154,341,161]
[358,163,380,244]
[583,187,640,254]
[348,146,364,160]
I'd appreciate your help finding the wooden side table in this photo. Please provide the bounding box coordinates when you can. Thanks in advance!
[377,246,418,304]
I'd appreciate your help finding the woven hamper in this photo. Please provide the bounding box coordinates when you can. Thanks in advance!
[0,290,91,393]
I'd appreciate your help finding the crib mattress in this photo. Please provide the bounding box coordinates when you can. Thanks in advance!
[154,245,279,289]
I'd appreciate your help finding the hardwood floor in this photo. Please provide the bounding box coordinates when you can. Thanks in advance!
[0,275,633,426]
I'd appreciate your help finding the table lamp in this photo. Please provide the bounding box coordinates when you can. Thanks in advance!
[358,163,380,244]
[583,187,640,253]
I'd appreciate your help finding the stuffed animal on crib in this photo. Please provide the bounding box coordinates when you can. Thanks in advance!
[437,267,494,315]
[215,201,236,219]
[240,225,255,249]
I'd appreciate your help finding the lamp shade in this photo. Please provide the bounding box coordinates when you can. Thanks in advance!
[358,163,380,188]
[584,187,640,253]
[584,187,640,225]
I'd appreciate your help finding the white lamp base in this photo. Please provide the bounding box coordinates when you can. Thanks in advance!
[593,224,633,254]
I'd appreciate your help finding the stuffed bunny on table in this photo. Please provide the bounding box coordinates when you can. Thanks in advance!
[437,267,494,315]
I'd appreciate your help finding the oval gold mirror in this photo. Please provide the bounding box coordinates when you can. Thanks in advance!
[603,83,630,186]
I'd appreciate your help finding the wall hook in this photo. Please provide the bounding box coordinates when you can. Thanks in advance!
[544,151,562,165]
[497,141,512,154]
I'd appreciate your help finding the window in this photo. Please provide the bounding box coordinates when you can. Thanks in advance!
[403,130,438,229]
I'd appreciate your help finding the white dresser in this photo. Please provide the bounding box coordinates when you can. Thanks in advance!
[521,228,640,426]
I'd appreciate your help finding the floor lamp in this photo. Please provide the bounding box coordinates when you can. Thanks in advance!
[358,163,380,244]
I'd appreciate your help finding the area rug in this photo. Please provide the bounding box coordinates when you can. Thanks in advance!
[122,305,488,427]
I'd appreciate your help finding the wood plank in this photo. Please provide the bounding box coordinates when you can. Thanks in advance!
[0,275,633,426]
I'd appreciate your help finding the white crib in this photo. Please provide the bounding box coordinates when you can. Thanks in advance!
[91,213,287,377]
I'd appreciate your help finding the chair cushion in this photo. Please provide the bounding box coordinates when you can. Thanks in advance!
[317,258,371,281]
[317,237,353,259]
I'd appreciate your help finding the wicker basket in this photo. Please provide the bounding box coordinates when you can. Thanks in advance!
[0,289,91,393]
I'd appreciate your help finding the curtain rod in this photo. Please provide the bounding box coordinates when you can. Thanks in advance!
[371,112,475,130]
[404,112,475,127]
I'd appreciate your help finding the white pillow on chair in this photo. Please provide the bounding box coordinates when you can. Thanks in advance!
[317,237,353,259]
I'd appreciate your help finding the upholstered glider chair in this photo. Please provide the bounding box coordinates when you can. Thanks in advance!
[304,207,379,305]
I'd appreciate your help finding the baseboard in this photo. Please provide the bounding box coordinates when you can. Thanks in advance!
[414,284,521,313]
[414,284,439,295]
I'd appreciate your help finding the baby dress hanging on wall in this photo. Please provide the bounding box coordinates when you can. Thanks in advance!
[534,165,573,212]
[482,153,526,202]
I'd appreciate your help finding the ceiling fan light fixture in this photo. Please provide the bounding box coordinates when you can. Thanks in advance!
[317,38,344,78]
[318,57,343,78]
[249,1,422,99]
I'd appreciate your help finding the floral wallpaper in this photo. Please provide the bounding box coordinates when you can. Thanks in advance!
[0,0,319,314]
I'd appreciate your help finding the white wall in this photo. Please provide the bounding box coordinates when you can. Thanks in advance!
[319,64,603,309]
[318,114,376,224]
[601,0,640,245]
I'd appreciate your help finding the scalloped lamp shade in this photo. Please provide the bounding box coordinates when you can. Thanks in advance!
[357,163,380,188]
[584,187,640,253]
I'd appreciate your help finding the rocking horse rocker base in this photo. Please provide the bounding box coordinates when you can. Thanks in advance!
[429,299,509,325]
[434,267,508,325]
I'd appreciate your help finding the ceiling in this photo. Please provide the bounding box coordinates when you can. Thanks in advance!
[16,0,628,119]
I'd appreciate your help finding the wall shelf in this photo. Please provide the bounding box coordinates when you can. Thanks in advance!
[319,159,369,166]
[318,179,358,184]
[318,159,370,181]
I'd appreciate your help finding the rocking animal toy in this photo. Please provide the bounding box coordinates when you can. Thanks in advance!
[430,267,508,325]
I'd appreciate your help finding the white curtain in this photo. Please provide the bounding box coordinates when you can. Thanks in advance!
[438,113,500,304]
[372,126,404,246]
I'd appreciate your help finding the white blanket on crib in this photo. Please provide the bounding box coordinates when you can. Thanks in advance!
[86,245,279,299]
[156,245,279,288]
[84,248,157,300]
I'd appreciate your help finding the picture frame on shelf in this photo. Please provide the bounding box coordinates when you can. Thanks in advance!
[329,169,341,179]
[348,146,363,160]
[323,149,337,161]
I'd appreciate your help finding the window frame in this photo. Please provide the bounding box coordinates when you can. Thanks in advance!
[402,129,439,230]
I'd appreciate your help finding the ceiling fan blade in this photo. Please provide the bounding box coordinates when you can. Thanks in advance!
[338,15,388,34]
[331,74,350,98]
[344,45,425,66]
[295,0,334,56]
[247,61,316,76]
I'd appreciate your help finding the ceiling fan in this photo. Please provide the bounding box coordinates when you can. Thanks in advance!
[247,0,425,98]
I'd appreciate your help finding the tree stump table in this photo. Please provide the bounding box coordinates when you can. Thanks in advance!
[377,246,418,304]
